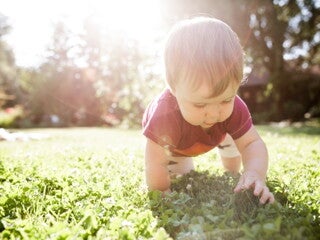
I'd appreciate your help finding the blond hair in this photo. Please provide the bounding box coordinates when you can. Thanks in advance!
[164,17,244,97]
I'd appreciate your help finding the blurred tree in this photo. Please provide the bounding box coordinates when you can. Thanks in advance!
[27,17,162,127]
[17,67,44,124]
[0,13,19,108]
[49,22,76,67]
[76,16,163,127]
[103,34,162,127]
[242,0,320,120]
[160,0,320,121]
[25,21,103,126]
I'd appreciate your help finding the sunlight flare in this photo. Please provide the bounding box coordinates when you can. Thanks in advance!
[61,0,163,41]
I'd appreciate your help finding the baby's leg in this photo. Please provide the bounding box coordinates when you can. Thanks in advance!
[167,157,194,177]
[218,134,241,174]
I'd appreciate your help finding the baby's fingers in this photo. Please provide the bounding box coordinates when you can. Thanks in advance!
[253,181,275,204]
[234,175,256,192]
[234,177,245,192]
[253,181,264,196]
[259,187,275,204]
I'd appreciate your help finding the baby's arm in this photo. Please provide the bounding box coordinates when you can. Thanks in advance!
[234,126,275,204]
[144,138,171,192]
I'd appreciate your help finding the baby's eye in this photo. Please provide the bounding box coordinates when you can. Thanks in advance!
[221,98,233,104]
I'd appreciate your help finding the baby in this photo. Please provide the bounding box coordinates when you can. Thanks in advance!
[142,16,274,204]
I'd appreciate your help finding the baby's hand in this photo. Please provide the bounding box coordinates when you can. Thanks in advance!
[234,170,275,204]
[161,189,171,198]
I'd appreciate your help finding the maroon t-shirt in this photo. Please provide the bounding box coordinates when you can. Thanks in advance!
[142,89,252,157]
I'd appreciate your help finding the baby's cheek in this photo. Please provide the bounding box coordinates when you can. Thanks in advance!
[222,108,233,121]
[180,109,197,123]
[184,114,202,126]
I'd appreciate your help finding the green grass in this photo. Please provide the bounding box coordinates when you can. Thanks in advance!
[0,126,319,239]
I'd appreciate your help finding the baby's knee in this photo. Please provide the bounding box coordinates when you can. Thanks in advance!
[167,157,194,175]
[221,156,241,174]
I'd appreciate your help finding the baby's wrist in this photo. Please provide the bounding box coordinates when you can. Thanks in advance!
[242,169,266,182]
[161,189,171,197]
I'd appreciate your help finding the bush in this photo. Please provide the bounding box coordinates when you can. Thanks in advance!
[0,106,23,128]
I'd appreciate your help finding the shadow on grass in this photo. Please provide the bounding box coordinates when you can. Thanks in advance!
[148,171,320,240]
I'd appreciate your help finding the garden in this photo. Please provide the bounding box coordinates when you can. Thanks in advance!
[0,124,319,239]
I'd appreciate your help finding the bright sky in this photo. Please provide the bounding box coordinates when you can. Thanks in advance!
[1,0,163,67]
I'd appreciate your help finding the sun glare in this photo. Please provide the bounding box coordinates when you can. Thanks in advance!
[93,0,162,39]
[58,0,163,41]
[2,0,163,67]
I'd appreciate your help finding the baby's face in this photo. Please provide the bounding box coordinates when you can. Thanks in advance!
[172,82,239,130]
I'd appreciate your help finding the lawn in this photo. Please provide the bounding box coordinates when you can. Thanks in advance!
[0,125,319,239]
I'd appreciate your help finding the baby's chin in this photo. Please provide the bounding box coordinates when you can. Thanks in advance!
[200,122,216,129]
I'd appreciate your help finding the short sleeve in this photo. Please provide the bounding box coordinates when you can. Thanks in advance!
[142,91,181,148]
[224,96,253,139]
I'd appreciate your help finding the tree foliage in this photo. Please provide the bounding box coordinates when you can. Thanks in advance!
[0,13,19,109]
[160,0,320,121]
[21,18,163,127]
[1,1,319,127]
